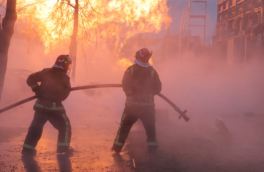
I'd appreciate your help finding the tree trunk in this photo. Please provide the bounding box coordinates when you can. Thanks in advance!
[69,0,78,83]
[0,0,17,100]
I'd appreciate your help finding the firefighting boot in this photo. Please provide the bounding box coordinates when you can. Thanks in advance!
[57,146,74,156]
[148,146,158,154]
[111,144,122,154]
[21,148,37,157]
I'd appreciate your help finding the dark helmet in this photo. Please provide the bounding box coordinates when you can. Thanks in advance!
[53,55,72,70]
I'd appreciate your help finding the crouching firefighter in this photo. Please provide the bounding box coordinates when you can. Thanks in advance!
[112,48,162,153]
[22,55,72,156]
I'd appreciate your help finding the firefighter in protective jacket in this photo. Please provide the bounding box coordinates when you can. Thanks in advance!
[22,55,72,156]
[112,48,162,153]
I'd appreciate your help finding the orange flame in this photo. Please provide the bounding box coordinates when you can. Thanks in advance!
[17,0,171,54]
[118,58,134,68]
[149,58,153,66]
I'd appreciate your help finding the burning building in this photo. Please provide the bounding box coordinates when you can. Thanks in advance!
[214,0,264,64]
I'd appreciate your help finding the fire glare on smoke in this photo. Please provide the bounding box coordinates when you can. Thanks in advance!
[118,58,133,67]
[17,0,171,56]
[118,58,153,68]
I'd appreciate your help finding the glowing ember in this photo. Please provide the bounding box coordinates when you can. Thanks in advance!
[149,58,153,66]
[17,0,171,55]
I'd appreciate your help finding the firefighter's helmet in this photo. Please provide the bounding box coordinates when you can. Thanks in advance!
[135,48,152,63]
[53,55,72,71]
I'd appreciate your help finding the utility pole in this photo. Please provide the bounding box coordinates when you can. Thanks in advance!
[188,1,207,49]
[0,14,2,30]
[179,8,187,60]
[69,0,79,83]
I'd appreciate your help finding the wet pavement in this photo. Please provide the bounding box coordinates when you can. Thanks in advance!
[1,92,264,171]
[0,92,134,172]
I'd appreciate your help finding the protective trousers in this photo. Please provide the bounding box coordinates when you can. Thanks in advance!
[22,107,71,152]
[113,105,158,152]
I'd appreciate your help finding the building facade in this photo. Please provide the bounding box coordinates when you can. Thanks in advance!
[215,0,264,64]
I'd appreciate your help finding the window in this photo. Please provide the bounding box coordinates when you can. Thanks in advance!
[229,0,236,6]
[243,15,248,30]
[228,20,234,32]
[218,4,223,13]
[223,2,226,10]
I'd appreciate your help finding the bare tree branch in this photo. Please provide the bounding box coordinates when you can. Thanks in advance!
[88,0,98,14]
[17,0,45,13]
[67,0,75,8]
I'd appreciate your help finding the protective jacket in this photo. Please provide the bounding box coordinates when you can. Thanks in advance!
[27,68,71,110]
[112,63,162,153]
[122,64,162,106]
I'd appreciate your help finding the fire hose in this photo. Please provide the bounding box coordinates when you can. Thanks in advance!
[0,84,189,122]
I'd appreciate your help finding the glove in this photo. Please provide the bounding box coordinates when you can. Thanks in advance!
[35,91,41,98]
[30,84,40,92]
[125,90,133,97]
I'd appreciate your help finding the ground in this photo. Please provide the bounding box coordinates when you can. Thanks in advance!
[1,91,264,172]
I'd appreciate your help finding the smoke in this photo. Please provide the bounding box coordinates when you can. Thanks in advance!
[150,53,264,170]
[1,1,264,171]
[158,56,264,119]
[2,12,264,141]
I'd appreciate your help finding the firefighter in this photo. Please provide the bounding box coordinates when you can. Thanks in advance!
[112,48,162,153]
[22,55,72,156]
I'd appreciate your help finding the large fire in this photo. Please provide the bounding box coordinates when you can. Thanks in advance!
[17,0,171,55]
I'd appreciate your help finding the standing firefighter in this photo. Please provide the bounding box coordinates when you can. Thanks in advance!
[22,55,72,156]
[112,48,162,153]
